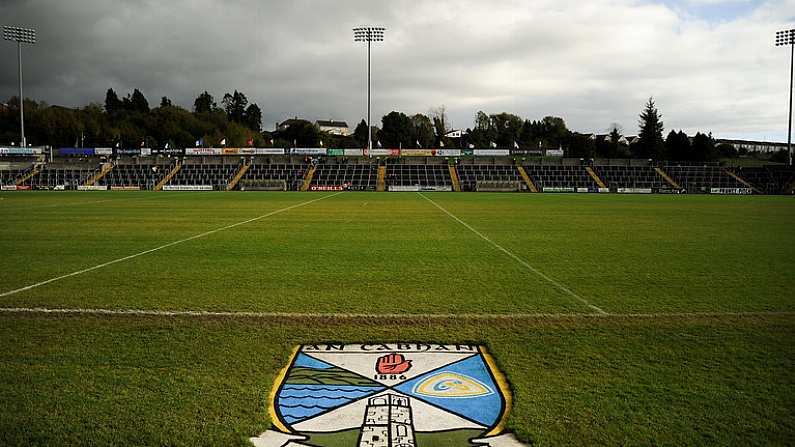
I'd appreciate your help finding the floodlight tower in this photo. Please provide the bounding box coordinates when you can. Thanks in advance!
[3,26,37,148]
[353,26,385,154]
[776,28,795,165]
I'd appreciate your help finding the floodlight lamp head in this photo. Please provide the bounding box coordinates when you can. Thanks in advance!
[353,26,386,43]
[3,25,36,44]
[775,29,795,47]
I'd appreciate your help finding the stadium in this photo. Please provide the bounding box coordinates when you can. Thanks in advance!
[1,146,794,446]
[2,2,795,447]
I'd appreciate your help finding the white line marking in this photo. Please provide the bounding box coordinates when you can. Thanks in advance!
[0,307,791,319]
[0,192,342,298]
[418,192,607,314]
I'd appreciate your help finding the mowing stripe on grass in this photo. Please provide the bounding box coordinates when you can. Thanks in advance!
[0,191,216,210]
[418,192,608,315]
[0,192,342,298]
[0,307,792,320]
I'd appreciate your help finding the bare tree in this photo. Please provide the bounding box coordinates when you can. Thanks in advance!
[429,105,449,136]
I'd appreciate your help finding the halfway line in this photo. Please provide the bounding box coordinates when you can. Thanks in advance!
[0,192,342,298]
[418,192,607,314]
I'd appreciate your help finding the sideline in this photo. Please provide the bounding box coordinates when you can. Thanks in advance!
[0,192,343,298]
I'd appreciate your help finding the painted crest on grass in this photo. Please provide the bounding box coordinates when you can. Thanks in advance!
[259,343,514,447]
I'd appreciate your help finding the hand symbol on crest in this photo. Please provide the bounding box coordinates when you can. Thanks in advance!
[376,353,412,374]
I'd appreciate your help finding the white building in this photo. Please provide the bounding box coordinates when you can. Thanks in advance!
[316,120,350,136]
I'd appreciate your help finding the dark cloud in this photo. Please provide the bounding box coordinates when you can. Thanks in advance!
[0,0,791,140]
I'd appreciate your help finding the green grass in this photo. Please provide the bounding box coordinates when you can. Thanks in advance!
[1,192,793,314]
[0,314,792,446]
[0,191,794,445]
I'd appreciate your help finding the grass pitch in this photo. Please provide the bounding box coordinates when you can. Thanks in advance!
[0,191,793,446]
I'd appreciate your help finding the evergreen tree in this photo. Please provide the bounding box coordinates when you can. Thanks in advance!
[194,91,215,114]
[691,132,716,161]
[244,103,262,131]
[160,96,173,108]
[380,111,413,148]
[104,88,122,115]
[636,97,665,159]
[353,119,368,148]
[222,90,248,123]
[130,89,149,113]
[665,130,690,161]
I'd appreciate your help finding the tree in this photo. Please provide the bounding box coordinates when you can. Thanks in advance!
[160,96,173,108]
[275,119,318,147]
[245,103,262,131]
[410,114,435,148]
[222,90,248,123]
[568,133,596,159]
[691,132,716,161]
[716,143,737,158]
[635,97,664,159]
[467,111,493,148]
[104,88,122,115]
[489,113,523,147]
[538,116,568,147]
[353,119,368,148]
[665,130,690,161]
[380,111,413,148]
[194,91,215,114]
[130,89,149,113]
[429,105,449,138]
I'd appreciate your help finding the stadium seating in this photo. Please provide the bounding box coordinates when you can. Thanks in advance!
[457,165,523,191]
[523,164,596,191]
[385,163,451,189]
[168,163,239,189]
[0,166,31,185]
[593,165,666,190]
[311,161,378,191]
[100,163,174,190]
[663,164,746,193]
[30,166,96,189]
[241,163,307,191]
[736,166,795,194]
[2,155,792,194]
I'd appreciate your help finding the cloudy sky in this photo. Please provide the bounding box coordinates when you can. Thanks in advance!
[1,0,793,140]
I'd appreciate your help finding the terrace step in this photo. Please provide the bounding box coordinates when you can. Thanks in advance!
[585,166,607,189]
[84,163,113,186]
[516,165,538,192]
[15,164,41,186]
[300,166,317,191]
[723,170,762,194]
[448,166,461,192]
[655,167,681,189]
[226,163,250,191]
[154,163,182,191]
[376,166,386,192]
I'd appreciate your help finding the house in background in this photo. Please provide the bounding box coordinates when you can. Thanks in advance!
[316,120,350,136]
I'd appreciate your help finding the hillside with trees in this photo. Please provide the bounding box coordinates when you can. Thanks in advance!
[0,92,772,162]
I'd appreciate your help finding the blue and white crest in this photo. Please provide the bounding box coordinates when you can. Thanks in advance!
[264,344,512,447]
